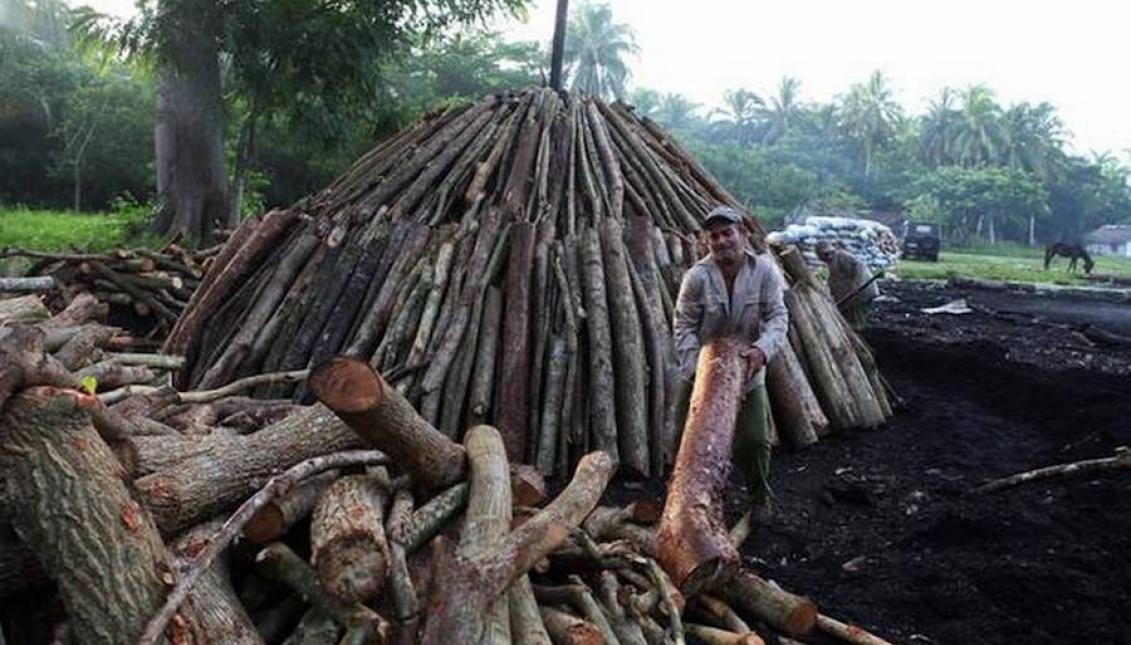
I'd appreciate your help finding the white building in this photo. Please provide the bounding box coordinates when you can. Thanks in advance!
[1083,224,1131,257]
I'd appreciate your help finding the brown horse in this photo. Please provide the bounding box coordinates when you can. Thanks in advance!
[1044,242,1095,274]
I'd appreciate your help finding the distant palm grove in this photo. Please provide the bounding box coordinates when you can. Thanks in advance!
[2,0,1128,245]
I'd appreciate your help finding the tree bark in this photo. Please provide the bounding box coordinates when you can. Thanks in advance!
[765,342,825,445]
[579,226,619,466]
[460,425,514,644]
[152,1,229,244]
[657,338,744,595]
[309,356,467,489]
[600,216,650,477]
[722,570,817,637]
[134,404,365,534]
[0,387,203,644]
[420,450,614,644]
[171,520,264,645]
[243,471,336,544]
[497,221,536,462]
[540,606,603,645]
[310,473,391,604]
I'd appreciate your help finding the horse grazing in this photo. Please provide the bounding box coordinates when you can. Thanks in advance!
[1044,242,1095,274]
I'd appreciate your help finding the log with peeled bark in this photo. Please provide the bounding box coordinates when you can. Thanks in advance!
[0,276,57,292]
[509,574,552,645]
[420,450,614,644]
[309,356,467,489]
[0,386,205,645]
[133,404,365,534]
[459,425,514,644]
[722,570,817,637]
[685,623,765,645]
[815,614,896,645]
[310,472,391,603]
[657,337,744,595]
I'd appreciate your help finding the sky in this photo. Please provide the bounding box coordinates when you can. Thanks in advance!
[84,0,1131,157]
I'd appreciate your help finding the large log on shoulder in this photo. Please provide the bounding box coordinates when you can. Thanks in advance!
[0,386,204,644]
[309,356,467,489]
[656,337,744,595]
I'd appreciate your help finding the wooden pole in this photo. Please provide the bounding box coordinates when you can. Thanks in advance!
[549,0,571,91]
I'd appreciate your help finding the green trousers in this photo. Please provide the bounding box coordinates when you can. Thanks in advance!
[674,380,772,507]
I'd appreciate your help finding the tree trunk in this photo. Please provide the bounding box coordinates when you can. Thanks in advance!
[497,222,536,462]
[134,404,364,535]
[722,570,817,637]
[548,0,570,91]
[309,356,467,489]
[310,473,391,603]
[0,387,204,644]
[460,425,513,644]
[599,216,649,477]
[657,337,743,595]
[765,342,826,444]
[152,4,230,244]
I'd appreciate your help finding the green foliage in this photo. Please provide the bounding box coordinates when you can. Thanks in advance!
[905,166,1049,243]
[0,27,154,210]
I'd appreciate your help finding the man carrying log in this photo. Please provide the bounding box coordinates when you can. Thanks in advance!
[815,241,878,328]
[673,206,788,526]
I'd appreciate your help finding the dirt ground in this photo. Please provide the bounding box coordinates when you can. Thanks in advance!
[737,280,1131,645]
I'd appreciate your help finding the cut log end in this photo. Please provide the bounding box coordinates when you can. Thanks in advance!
[309,356,386,412]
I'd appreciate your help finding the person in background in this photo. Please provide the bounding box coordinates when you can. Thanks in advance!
[815,241,879,328]
[672,205,789,528]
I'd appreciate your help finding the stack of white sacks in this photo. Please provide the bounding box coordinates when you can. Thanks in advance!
[766,216,901,270]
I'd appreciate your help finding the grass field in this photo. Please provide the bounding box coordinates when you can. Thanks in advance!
[0,206,155,252]
[895,249,1131,285]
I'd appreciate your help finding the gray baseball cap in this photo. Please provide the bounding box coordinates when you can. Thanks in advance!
[703,206,743,228]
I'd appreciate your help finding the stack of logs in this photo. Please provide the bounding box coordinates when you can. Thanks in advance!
[165,87,892,482]
[1,321,900,644]
[1,239,220,332]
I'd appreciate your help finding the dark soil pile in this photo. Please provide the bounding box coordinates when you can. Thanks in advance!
[735,281,1131,645]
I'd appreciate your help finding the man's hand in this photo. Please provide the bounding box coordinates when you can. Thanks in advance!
[742,346,767,380]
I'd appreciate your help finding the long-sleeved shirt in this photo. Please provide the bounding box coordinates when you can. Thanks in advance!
[826,249,878,309]
[672,249,789,390]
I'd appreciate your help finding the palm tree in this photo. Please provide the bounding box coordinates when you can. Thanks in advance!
[654,93,699,131]
[953,85,1004,167]
[920,87,959,167]
[763,76,800,144]
[1001,102,1066,181]
[840,71,902,178]
[562,2,638,100]
[711,88,763,145]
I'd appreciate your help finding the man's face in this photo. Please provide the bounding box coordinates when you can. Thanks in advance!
[706,223,743,262]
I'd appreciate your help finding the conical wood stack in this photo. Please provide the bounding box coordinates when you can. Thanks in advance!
[165,87,892,478]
